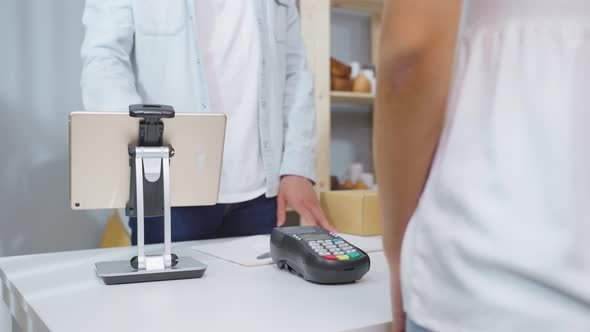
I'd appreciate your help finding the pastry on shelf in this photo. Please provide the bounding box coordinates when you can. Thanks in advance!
[342,179,354,190]
[331,76,354,92]
[353,179,370,190]
[353,72,372,93]
[330,57,352,78]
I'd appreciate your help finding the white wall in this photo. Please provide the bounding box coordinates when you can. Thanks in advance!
[0,0,108,257]
[330,9,374,180]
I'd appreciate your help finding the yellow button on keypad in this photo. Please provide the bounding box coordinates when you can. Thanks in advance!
[336,255,350,260]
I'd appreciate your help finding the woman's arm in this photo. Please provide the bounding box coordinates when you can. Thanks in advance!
[373,0,461,329]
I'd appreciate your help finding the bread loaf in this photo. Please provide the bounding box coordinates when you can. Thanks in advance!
[330,57,352,78]
[331,76,354,91]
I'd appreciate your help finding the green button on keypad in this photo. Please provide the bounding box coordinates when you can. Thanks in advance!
[348,252,361,259]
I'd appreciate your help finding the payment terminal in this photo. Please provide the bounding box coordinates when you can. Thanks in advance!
[270,226,370,284]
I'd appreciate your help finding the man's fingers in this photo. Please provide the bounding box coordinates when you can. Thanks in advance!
[309,202,337,232]
[297,206,317,227]
[276,194,287,226]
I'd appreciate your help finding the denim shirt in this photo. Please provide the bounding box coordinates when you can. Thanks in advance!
[81,0,317,198]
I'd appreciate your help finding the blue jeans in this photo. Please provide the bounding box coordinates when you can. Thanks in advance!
[129,195,277,245]
[407,318,432,332]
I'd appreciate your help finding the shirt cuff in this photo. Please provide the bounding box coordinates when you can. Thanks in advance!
[279,148,317,184]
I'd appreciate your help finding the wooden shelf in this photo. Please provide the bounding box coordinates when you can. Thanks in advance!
[331,91,375,105]
[331,0,383,13]
[299,0,382,192]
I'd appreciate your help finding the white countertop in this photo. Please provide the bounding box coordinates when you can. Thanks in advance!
[0,238,392,332]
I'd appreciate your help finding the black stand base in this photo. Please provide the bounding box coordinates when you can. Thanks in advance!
[95,256,207,285]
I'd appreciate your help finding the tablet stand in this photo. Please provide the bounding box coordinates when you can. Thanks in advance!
[127,105,176,271]
[95,105,207,285]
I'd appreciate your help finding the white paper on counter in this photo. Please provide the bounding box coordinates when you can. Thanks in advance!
[192,235,273,267]
[191,233,383,267]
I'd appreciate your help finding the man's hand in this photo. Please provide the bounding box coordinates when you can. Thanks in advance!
[277,175,337,232]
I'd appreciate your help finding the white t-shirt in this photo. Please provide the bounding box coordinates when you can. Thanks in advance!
[194,0,266,204]
[402,0,590,331]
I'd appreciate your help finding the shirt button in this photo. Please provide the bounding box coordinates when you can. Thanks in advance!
[264,141,270,149]
[261,100,267,108]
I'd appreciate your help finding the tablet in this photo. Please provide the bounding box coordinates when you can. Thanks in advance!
[69,111,226,210]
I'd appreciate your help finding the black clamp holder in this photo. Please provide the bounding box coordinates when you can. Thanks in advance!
[126,104,178,270]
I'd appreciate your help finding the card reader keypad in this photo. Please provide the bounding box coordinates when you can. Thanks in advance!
[307,238,360,260]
